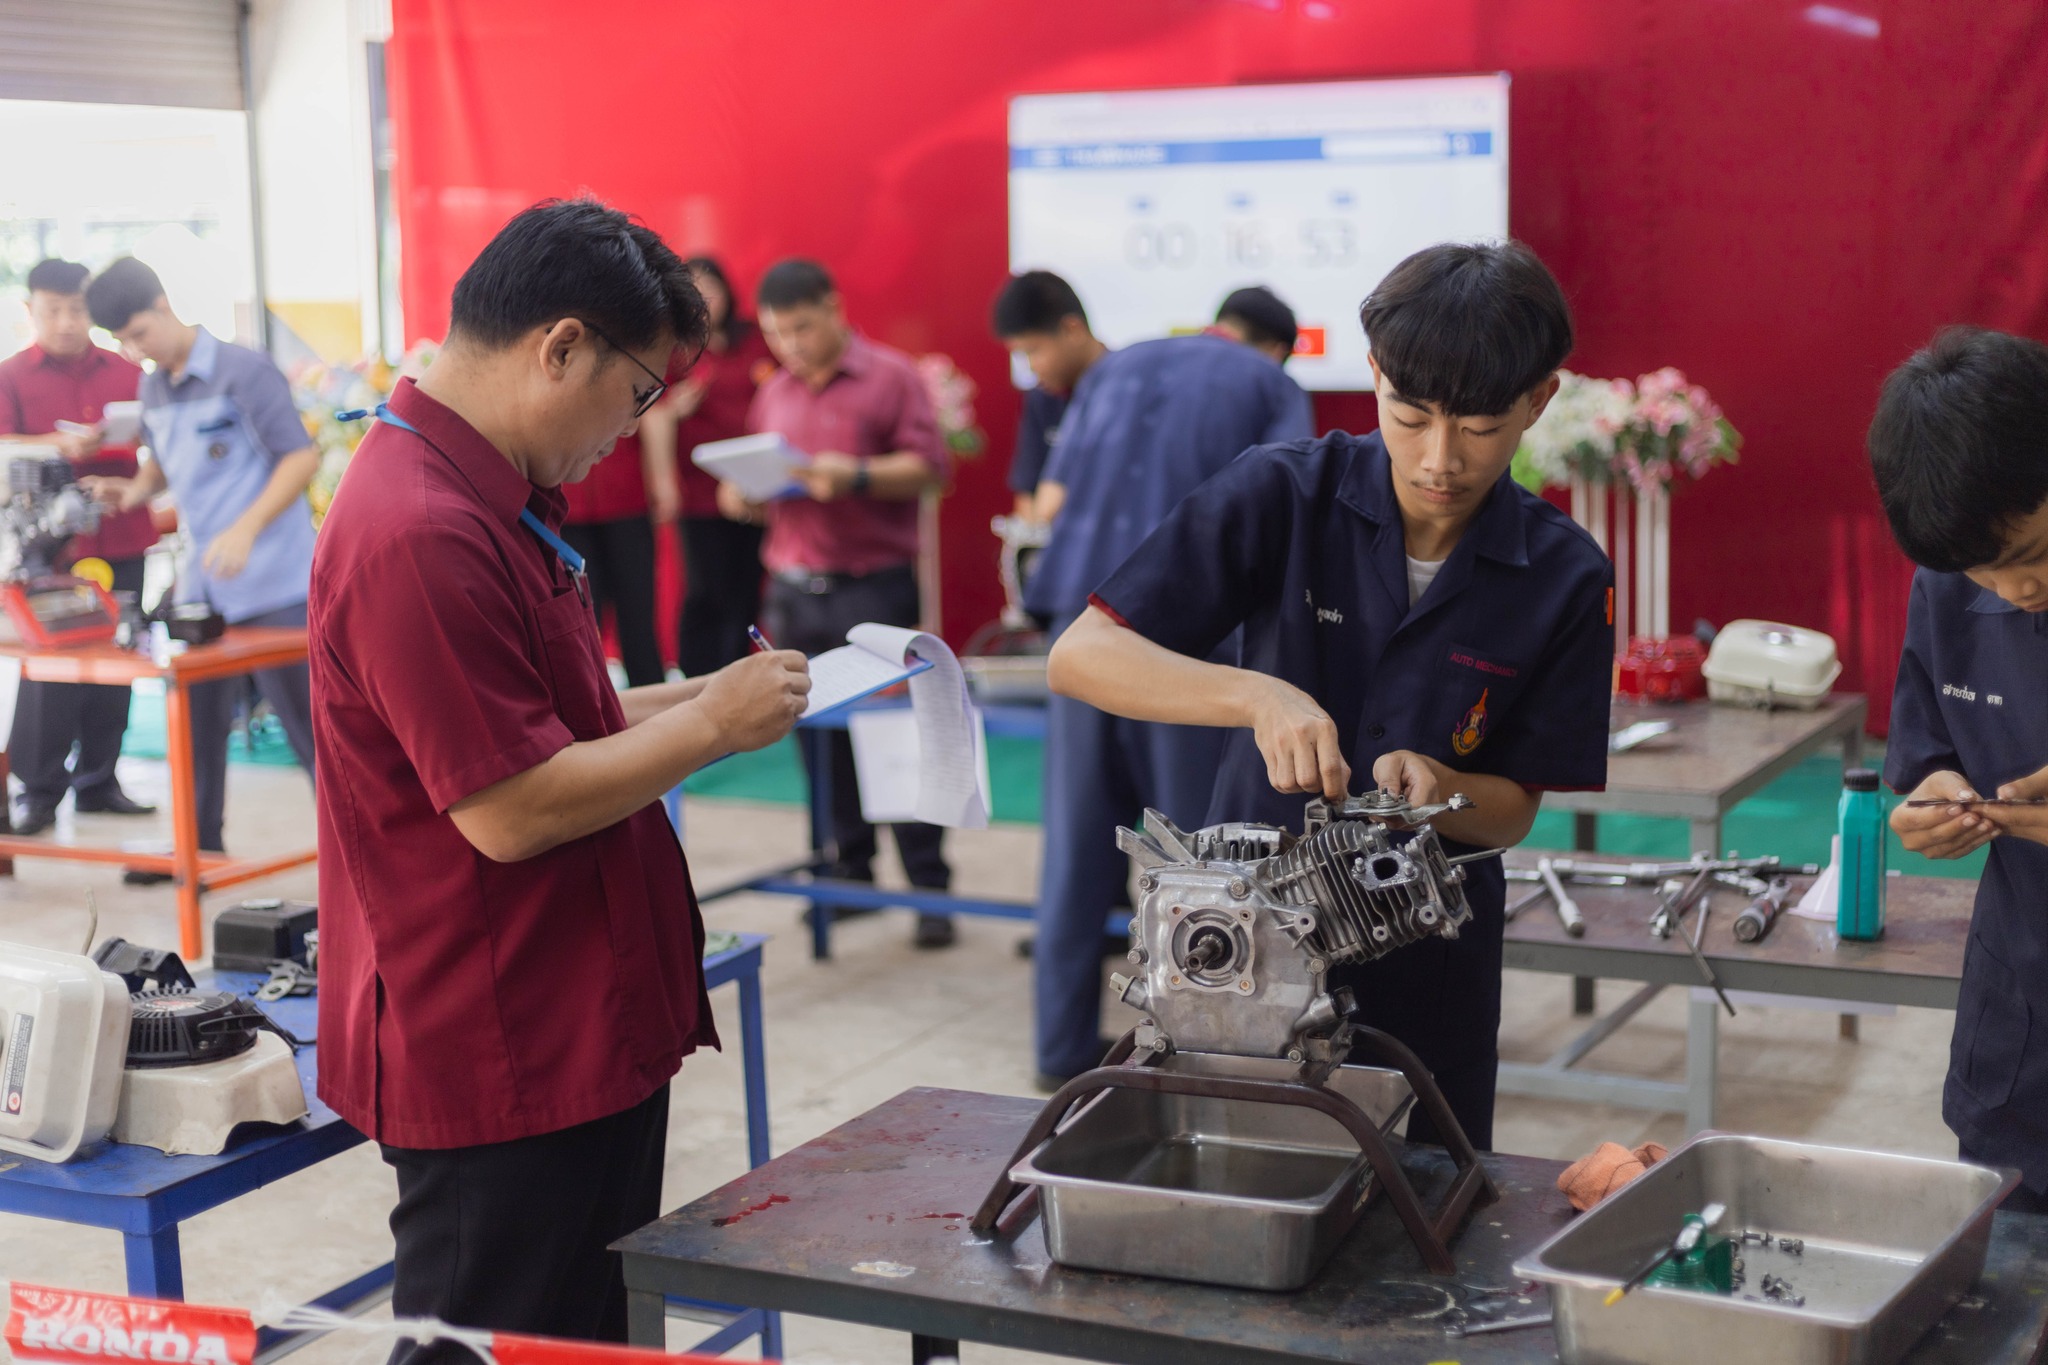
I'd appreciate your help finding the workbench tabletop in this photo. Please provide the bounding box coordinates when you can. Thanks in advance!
[1579,695,1867,805]
[1502,851,1974,974]
[617,1086,2048,1363]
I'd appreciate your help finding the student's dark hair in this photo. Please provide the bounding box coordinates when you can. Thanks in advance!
[1359,240,1574,417]
[1868,327,2048,572]
[1217,285,1297,355]
[681,255,752,347]
[756,258,835,311]
[992,271,1088,337]
[85,258,167,332]
[26,259,89,296]
[448,198,707,355]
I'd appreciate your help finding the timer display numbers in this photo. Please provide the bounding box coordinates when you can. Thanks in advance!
[1009,76,1510,391]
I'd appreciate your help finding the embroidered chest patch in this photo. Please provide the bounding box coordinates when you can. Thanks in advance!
[1452,688,1490,757]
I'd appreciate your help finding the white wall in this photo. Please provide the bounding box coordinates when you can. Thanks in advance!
[245,0,387,359]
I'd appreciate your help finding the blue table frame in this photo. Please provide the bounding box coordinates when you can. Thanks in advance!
[695,701,1063,960]
[0,935,775,1359]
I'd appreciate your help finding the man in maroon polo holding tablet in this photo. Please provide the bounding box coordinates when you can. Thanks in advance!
[309,199,810,1359]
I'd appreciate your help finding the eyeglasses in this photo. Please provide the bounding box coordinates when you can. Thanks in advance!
[581,320,669,418]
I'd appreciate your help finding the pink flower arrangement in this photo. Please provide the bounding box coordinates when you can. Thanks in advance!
[916,353,985,457]
[1514,367,1742,492]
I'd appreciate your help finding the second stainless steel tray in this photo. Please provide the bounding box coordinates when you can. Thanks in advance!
[1513,1132,2017,1365]
[1010,1054,1414,1290]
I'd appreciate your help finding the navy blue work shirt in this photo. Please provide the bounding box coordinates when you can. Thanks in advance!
[1024,334,1313,621]
[1093,431,1614,835]
[1885,569,2048,1192]
[1008,385,1068,496]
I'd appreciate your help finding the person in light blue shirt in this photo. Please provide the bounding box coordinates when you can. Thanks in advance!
[1022,323,1313,1088]
[85,257,317,854]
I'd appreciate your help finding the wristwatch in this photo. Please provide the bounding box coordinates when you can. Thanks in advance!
[850,461,872,496]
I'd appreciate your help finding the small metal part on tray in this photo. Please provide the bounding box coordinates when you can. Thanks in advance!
[1449,1312,1553,1336]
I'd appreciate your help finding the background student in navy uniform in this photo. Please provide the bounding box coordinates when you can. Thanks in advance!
[990,271,1106,521]
[1022,303,1313,1089]
[1871,327,2048,1214]
[84,258,318,854]
[0,258,158,832]
[1211,285,1300,366]
[1047,243,1613,1148]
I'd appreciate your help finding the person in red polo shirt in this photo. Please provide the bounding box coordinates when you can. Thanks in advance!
[0,258,159,831]
[309,199,810,1358]
[638,256,775,677]
[717,259,954,948]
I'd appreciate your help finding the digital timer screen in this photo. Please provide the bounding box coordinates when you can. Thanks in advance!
[1008,75,1510,392]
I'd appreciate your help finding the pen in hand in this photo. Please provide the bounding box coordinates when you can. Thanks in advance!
[747,624,774,654]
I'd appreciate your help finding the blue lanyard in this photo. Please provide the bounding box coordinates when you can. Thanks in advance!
[342,403,588,578]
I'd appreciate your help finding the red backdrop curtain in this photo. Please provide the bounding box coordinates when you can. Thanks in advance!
[387,0,2048,734]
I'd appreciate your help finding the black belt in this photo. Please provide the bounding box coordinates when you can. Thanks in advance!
[769,563,914,596]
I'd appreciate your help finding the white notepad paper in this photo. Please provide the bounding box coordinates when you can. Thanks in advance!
[690,432,811,501]
[811,623,989,829]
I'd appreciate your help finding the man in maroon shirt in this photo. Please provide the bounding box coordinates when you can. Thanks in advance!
[0,259,159,831]
[717,258,954,947]
[310,200,810,1358]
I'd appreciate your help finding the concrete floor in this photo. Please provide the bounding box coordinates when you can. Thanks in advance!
[0,757,1964,1364]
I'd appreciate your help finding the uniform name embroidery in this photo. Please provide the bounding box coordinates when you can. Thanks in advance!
[1942,683,1978,702]
[1304,589,1343,624]
[1448,651,1519,678]
[1452,688,1490,757]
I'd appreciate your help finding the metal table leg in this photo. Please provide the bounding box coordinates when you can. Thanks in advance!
[1686,991,1720,1135]
[912,1332,960,1363]
[737,965,771,1169]
[164,678,207,959]
[124,1225,183,1298]
[1572,812,1599,1015]
[627,1289,666,1348]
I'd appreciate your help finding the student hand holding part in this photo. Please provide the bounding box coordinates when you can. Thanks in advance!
[1889,769,1999,860]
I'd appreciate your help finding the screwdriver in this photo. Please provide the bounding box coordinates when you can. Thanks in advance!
[1733,877,1792,944]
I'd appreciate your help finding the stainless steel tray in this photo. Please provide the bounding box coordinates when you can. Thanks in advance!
[963,653,1048,703]
[1513,1132,2018,1365]
[1010,1054,1414,1290]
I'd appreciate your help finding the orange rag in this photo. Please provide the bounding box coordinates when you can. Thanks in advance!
[1557,1140,1670,1211]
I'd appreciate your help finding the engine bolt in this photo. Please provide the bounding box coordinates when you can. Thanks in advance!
[1151,1038,1169,1053]
[1238,979,1253,991]
[1127,949,1143,964]
[1228,877,1250,899]
[1307,958,1327,974]
[1287,1047,1305,1062]
[1170,974,1182,986]
[1138,874,1155,892]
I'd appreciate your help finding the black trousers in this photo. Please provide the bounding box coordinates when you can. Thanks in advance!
[1333,878,1505,1153]
[8,555,147,808]
[562,518,664,688]
[191,601,316,853]
[381,1085,670,1365]
[677,515,763,678]
[763,564,949,892]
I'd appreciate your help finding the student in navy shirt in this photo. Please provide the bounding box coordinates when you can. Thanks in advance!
[1213,284,1300,366]
[1048,243,1613,1148]
[1871,328,2048,1213]
[1024,322,1313,1088]
[990,271,1105,518]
